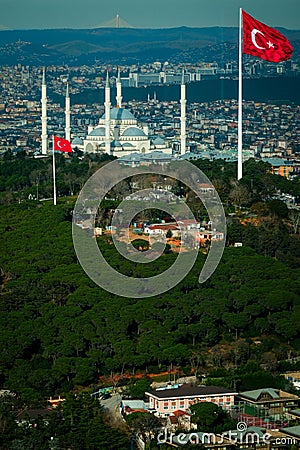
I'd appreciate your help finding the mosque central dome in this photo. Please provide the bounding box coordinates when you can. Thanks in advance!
[101,107,135,121]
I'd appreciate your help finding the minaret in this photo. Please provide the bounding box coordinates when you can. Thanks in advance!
[41,67,48,155]
[180,69,186,155]
[105,72,111,155]
[65,82,71,142]
[116,68,122,108]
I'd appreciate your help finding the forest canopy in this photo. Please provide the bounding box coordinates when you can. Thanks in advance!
[0,195,299,401]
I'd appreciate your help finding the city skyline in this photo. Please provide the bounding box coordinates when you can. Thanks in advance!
[1,0,300,30]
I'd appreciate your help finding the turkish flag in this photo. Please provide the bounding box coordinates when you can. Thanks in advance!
[242,10,293,62]
[53,136,72,153]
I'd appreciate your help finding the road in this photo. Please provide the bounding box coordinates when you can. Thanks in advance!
[99,392,123,421]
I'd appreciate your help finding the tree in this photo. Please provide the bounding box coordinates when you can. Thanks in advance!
[267,199,288,219]
[190,401,236,433]
[29,169,42,200]
[131,239,150,252]
[289,209,300,234]
[52,393,129,449]
[129,379,152,400]
[222,312,249,338]
[166,229,173,239]
[126,412,161,449]
[250,201,269,216]
[0,393,19,448]
[189,351,204,378]
[229,183,251,207]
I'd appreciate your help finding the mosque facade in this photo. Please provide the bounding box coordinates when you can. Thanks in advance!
[83,107,152,156]
[40,69,187,158]
[82,71,172,157]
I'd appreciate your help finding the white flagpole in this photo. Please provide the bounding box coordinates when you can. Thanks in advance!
[237,7,243,180]
[52,136,57,205]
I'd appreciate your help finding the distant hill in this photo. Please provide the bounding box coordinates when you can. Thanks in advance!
[0,26,299,65]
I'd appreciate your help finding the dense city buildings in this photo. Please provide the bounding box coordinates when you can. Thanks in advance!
[0,64,299,175]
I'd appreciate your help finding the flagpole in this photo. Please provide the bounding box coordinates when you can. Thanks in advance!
[52,136,57,205]
[237,7,243,180]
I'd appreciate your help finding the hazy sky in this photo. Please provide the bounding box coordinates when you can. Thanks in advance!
[1,0,299,30]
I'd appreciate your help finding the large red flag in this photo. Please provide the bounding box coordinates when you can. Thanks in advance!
[53,136,72,153]
[242,10,293,62]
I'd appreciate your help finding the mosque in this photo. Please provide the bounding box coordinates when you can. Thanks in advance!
[40,69,188,158]
[83,71,158,156]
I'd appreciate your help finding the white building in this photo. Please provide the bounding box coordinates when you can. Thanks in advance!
[83,72,173,157]
[84,107,154,156]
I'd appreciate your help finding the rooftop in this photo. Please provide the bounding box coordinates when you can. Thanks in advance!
[280,425,300,439]
[262,157,294,167]
[238,388,299,402]
[146,383,236,399]
[239,388,280,401]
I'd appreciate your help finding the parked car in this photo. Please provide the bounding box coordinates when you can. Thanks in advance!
[101,393,111,400]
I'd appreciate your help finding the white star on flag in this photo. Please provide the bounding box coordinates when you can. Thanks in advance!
[242,10,293,62]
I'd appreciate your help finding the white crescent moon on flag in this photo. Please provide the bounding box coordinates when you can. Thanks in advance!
[57,140,62,148]
[251,29,266,49]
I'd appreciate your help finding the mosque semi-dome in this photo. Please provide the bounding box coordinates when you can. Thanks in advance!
[152,136,166,145]
[122,127,147,137]
[71,137,83,145]
[88,127,106,136]
[122,142,134,147]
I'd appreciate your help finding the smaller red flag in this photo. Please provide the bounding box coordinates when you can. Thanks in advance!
[53,136,72,153]
[242,10,293,62]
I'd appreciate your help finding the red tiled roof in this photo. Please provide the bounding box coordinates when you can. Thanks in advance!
[198,183,214,189]
[148,225,179,230]
[173,410,190,417]
[169,416,178,424]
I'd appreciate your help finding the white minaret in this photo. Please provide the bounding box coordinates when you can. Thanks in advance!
[41,67,48,155]
[65,82,71,142]
[180,69,187,155]
[105,72,111,155]
[116,67,122,108]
